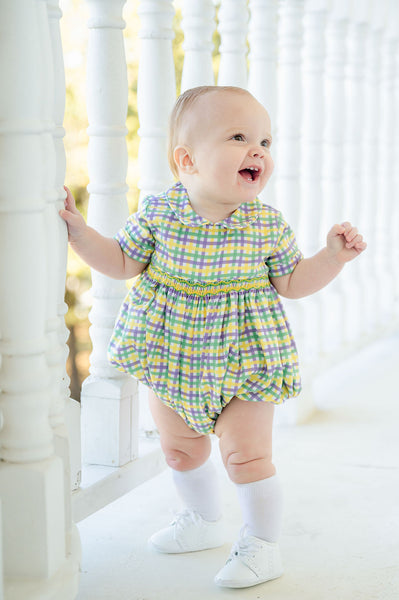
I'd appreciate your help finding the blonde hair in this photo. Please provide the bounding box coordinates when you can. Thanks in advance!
[167,85,252,179]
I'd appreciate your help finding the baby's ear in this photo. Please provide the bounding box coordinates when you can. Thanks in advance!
[174,145,196,174]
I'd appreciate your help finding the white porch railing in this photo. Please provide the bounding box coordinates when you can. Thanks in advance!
[0,0,398,598]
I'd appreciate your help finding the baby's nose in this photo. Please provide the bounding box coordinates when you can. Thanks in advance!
[249,146,264,158]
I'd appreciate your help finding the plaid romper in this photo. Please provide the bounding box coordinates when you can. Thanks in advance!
[108,182,303,434]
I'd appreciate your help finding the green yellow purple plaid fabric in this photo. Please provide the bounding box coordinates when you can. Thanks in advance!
[108,182,303,434]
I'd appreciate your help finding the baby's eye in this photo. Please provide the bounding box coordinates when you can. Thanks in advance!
[232,134,245,142]
[261,139,272,148]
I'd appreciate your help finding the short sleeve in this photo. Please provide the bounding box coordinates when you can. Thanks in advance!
[266,213,303,277]
[114,200,155,264]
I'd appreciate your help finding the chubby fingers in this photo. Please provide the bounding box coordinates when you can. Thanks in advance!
[341,221,367,251]
[63,185,80,214]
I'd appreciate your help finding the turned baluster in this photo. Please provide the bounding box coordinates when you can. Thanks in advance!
[81,0,138,467]
[136,0,177,430]
[392,9,399,320]
[217,0,249,87]
[137,0,176,199]
[180,0,215,91]
[275,0,304,230]
[360,0,382,335]
[297,0,328,362]
[0,0,72,593]
[319,5,349,354]
[274,0,311,423]
[247,0,278,206]
[339,4,370,340]
[375,2,397,325]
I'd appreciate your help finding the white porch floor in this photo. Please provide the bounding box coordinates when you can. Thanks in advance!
[76,333,399,600]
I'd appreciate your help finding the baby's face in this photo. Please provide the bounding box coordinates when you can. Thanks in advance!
[178,91,274,208]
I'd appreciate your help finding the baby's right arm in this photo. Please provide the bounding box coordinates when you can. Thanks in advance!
[59,187,147,280]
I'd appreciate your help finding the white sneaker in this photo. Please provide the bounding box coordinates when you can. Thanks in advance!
[149,509,225,554]
[214,530,283,588]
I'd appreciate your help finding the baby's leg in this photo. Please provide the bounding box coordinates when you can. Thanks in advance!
[148,390,211,470]
[148,391,224,553]
[214,396,275,484]
[214,397,283,587]
[215,397,281,539]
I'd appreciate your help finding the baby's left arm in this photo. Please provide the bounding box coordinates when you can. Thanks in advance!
[270,222,367,299]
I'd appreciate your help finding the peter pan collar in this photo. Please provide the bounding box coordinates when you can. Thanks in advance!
[165,182,261,230]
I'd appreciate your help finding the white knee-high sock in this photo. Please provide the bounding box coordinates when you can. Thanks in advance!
[172,458,222,522]
[236,474,283,543]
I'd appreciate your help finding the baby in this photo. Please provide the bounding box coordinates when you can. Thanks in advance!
[61,85,366,589]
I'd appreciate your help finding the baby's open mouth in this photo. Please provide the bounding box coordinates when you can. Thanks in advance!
[239,167,260,182]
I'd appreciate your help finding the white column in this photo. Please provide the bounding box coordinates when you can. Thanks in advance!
[392,9,399,320]
[137,0,176,199]
[81,0,138,467]
[375,3,397,326]
[247,0,278,206]
[274,0,312,424]
[43,0,69,524]
[321,11,347,227]
[376,1,398,327]
[300,0,327,253]
[297,0,327,362]
[47,0,82,570]
[344,8,367,223]
[180,0,215,91]
[275,0,304,230]
[136,0,176,432]
[217,0,249,87]
[48,0,71,440]
[248,0,278,120]
[0,0,77,597]
[361,1,383,336]
[340,4,369,340]
[319,6,348,355]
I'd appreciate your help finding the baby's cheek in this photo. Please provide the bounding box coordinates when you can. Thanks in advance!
[264,156,274,181]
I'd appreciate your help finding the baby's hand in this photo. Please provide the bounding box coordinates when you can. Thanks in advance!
[59,186,87,243]
[326,221,367,265]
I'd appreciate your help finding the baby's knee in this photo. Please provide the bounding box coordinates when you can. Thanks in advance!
[219,437,275,483]
[164,449,200,471]
[225,453,276,483]
[162,436,211,472]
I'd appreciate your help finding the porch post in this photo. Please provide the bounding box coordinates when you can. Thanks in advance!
[180,0,215,91]
[361,5,383,336]
[44,0,77,554]
[274,0,303,322]
[137,0,176,199]
[275,0,304,230]
[296,0,328,363]
[274,0,313,423]
[375,3,397,325]
[0,0,78,597]
[319,5,348,355]
[81,0,138,467]
[135,0,176,427]
[338,4,368,340]
[392,8,399,320]
[247,0,278,206]
[217,0,249,87]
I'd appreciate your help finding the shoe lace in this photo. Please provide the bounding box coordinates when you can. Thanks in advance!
[230,527,262,561]
[172,509,201,532]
